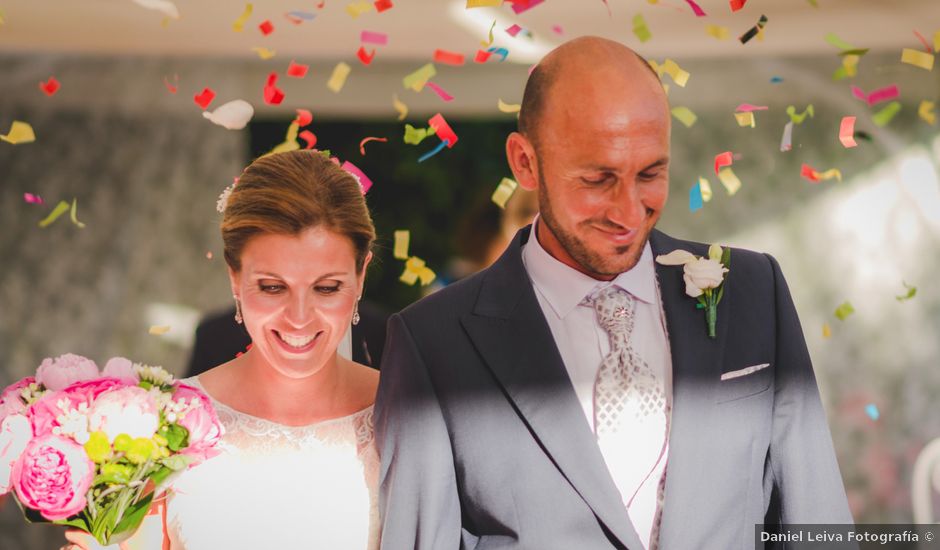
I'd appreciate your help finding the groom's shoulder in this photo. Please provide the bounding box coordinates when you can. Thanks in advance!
[398,268,488,324]
[653,229,777,278]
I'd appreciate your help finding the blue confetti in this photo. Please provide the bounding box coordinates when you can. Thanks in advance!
[689,183,703,212]
[770,76,784,83]
[864,403,880,421]
[418,139,450,163]
[287,11,317,20]
[487,47,510,62]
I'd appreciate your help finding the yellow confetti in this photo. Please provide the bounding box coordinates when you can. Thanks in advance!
[403,63,436,92]
[69,199,86,228]
[832,54,859,81]
[816,168,842,182]
[717,168,741,196]
[872,101,901,127]
[822,323,831,339]
[901,48,935,71]
[698,177,713,202]
[393,94,408,121]
[149,325,171,335]
[632,14,652,43]
[403,124,436,145]
[327,62,351,93]
[466,0,501,7]
[919,100,936,125]
[346,0,372,18]
[0,121,36,145]
[734,111,756,128]
[498,99,521,114]
[416,266,436,286]
[38,201,70,228]
[232,3,252,32]
[650,59,689,87]
[705,25,729,40]
[491,177,518,209]
[934,30,940,52]
[400,256,435,286]
[0,8,5,25]
[393,230,410,260]
[480,19,496,48]
[670,106,697,128]
[266,121,300,156]
[786,104,814,124]
[251,47,276,60]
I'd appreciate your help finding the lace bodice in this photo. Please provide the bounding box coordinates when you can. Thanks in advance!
[165,377,380,550]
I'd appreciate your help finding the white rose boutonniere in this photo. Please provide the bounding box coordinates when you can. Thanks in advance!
[656,244,731,339]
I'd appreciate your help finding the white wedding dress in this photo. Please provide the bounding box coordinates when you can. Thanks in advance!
[164,377,380,550]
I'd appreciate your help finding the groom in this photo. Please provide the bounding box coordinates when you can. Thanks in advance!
[375,37,852,549]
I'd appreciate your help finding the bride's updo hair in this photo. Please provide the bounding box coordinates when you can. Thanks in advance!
[221,151,375,273]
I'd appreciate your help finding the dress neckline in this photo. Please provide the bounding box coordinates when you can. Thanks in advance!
[183,376,373,431]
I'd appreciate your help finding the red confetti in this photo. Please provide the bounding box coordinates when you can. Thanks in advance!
[164,74,179,94]
[374,0,393,12]
[433,49,465,66]
[800,164,820,183]
[287,60,309,78]
[714,151,733,174]
[259,20,274,35]
[510,0,543,15]
[194,87,216,109]
[263,72,284,105]
[23,193,44,204]
[299,130,317,149]
[357,46,376,65]
[730,0,747,11]
[428,113,458,148]
[914,29,933,53]
[316,1,326,8]
[474,50,493,63]
[685,0,707,16]
[39,77,60,96]
[294,109,313,126]
[359,136,388,155]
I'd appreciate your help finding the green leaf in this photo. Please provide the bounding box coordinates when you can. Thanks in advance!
[149,465,174,487]
[161,423,189,452]
[895,281,917,302]
[720,246,731,269]
[834,301,855,321]
[161,454,194,472]
[52,515,91,531]
[113,492,154,536]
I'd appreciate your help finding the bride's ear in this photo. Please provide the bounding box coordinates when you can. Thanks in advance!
[356,251,373,294]
[228,266,240,299]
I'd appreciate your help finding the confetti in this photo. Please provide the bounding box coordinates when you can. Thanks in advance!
[832,54,860,81]
[194,88,216,109]
[163,74,179,94]
[786,104,814,124]
[359,136,387,155]
[633,14,652,43]
[474,50,493,63]
[258,20,274,35]
[132,0,180,19]
[433,49,465,66]
[872,101,901,127]
[896,281,917,301]
[714,151,733,174]
[487,47,509,62]
[23,193,43,204]
[39,77,60,96]
[299,130,317,149]
[327,62,352,93]
[839,116,857,147]
[341,161,373,194]
[357,46,377,65]
[285,11,316,23]
[149,325,171,335]
[706,25,729,40]
[294,109,313,126]
[506,24,523,37]
[403,124,436,145]
[403,63,436,91]
[481,19,496,47]
[374,0,393,12]
[0,121,36,144]
[38,200,70,228]
[735,103,768,112]
[203,99,254,130]
[822,323,831,338]
[361,30,388,45]
[824,32,855,51]
[69,200,85,228]
[393,94,408,120]
[851,84,899,106]
[834,301,854,321]
[919,100,936,125]
[684,0,707,17]
[935,30,940,52]
[670,106,697,127]
[418,139,450,162]
[498,99,521,114]
[801,164,841,183]
[729,0,747,11]
[717,168,741,196]
[552,25,564,35]
[864,404,880,421]
[914,30,933,53]
[428,113,458,147]
[466,0,501,6]
[399,256,436,286]
[780,121,793,152]
[268,121,301,155]
[770,76,783,83]
[233,3,252,32]
[901,48,934,71]
[689,182,704,212]
[510,0,544,14]
[263,72,285,104]
[206,251,213,259]
[650,59,690,87]
[699,177,713,202]
[287,60,309,78]
[252,47,277,60]
[393,230,410,259]
[734,111,756,128]
[346,1,373,18]
[426,82,454,102]
[491,177,519,209]
[738,14,767,44]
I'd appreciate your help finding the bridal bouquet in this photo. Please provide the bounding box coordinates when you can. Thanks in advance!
[0,354,223,545]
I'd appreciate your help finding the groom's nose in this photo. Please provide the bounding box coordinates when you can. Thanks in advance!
[605,181,646,228]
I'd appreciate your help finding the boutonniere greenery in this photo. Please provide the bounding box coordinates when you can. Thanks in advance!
[656,244,731,339]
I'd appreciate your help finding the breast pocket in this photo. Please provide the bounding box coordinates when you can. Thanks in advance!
[716,363,773,403]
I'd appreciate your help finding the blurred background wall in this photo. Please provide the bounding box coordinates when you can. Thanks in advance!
[1,0,939,546]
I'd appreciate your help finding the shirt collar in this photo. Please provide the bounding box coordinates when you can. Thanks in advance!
[522,216,657,319]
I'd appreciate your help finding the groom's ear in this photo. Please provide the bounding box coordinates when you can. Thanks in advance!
[506,132,539,191]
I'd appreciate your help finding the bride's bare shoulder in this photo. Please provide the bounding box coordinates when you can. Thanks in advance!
[344,360,379,408]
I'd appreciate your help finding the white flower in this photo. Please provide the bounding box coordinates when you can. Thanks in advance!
[88,386,159,442]
[134,364,175,387]
[683,258,728,298]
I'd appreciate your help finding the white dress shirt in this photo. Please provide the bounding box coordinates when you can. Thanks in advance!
[521,218,673,549]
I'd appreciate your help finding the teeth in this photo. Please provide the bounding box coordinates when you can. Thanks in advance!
[278,332,315,348]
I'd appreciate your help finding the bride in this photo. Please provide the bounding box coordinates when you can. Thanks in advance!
[67,150,380,549]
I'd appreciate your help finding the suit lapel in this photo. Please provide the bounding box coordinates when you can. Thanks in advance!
[460,226,643,550]
[648,230,730,547]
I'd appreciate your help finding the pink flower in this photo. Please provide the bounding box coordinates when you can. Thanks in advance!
[0,414,32,494]
[28,378,127,438]
[0,377,34,421]
[172,384,223,464]
[36,354,99,391]
[101,357,138,384]
[88,386,159,442]
[12,434,94,520]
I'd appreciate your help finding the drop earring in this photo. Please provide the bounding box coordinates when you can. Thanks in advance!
[352,298,361,326]
[234,296,243,325]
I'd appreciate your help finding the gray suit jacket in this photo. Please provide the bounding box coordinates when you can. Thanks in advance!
[375,227,852,549]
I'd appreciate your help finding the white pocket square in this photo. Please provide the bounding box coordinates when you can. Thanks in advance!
[720,363,770,381]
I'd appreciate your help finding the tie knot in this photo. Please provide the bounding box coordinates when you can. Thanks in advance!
[585,286,635,333]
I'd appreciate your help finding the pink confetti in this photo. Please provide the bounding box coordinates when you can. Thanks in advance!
[735,104,769,112]
[164,74,179,94]
[510,0,544,15]
[506,24,523,37]
[685,0,707,16]
[23,193,44,204]
[551,25,564,35]
[839,116,857,148]
[341,161,373,194]
[714,151,733,174]
[361,30,388,45]
[425,82,454,102]
[359,136,388,155]
[851,84,899,107]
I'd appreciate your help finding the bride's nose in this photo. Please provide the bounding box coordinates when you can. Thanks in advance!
[283,294,317,327]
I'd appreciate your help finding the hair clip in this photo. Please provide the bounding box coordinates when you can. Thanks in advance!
[216,178,238,214]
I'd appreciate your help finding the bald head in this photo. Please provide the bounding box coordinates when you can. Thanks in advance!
[518,37,664,148]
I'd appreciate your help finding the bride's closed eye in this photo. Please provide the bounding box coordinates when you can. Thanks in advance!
[315,283,342,295]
